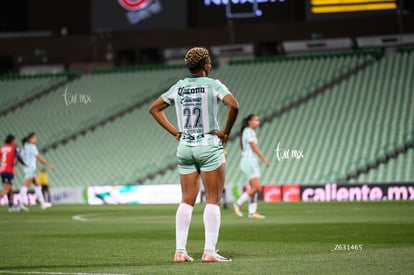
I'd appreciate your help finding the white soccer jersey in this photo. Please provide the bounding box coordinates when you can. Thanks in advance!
[22,143,39,170]
[161,76,231,146]
[241,127,258,161]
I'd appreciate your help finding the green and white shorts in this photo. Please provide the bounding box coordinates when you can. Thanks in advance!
[176,143,225,175]
[240,158,261,180]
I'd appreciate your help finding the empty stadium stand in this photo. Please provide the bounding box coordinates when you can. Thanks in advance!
[2,48,412,188]
[0,73,72,116]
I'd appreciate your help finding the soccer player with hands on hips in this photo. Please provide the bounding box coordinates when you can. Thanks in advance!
[19,132,54,211]
[234,114,269,219]
[150,47,239,262]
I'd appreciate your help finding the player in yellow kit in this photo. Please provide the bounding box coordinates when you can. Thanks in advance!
[38,168,51,203]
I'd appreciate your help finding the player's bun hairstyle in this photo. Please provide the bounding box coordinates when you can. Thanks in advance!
[240,114,256,149]
[185,47,210,73]
[22,132,36,145]
[5,134,15,144]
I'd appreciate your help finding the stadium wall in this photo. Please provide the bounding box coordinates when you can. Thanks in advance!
[262,183,414,203]
[2,183,413,206]
[1,14,413,66]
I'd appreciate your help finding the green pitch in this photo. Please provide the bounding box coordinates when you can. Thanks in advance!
[0,201,413,275]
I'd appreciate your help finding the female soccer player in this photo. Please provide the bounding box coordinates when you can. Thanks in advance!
[150,47,239,263]
[234,114,269,219]
[0,134,26,212]
[19,132,54,211]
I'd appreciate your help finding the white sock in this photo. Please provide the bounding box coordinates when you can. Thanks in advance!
[35,185,45,205]
[19,186,28,206]
[236,192,251,207]
[248,193,258,214]
[176,203,193,252]
[203,204,220,253]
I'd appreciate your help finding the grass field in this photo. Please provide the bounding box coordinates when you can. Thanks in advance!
[1,201,413,275]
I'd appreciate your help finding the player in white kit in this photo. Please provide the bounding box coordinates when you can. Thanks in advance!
[234,114,269,219]
[19,132,54,211]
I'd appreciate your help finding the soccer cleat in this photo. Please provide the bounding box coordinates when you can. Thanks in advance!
[41,202,52,210]
[233,203,243,217]
[202,251,232,262]
[8,207,14,213]
[19,205,29,212]
[174,252,194,262]
[248,213,266,219]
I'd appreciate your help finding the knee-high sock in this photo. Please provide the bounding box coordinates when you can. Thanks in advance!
[236,192,250,206]
[248,192,258,214]
[35,185,45,205]
[222,188,227,204]
[8,190,13,207]
[19,186,28,206]
[176,203,193,252]
[204,204,221,252]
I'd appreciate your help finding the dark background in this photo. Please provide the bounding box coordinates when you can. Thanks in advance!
[0,0,413,73]
[92,0,187,32]
[188,0,299,27]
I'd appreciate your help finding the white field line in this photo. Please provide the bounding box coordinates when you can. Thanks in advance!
[71,213,98,222]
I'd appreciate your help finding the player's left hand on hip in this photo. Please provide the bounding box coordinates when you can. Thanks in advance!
[213,131,229,147]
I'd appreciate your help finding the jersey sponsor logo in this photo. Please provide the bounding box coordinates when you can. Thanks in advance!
[181,97,202,105]
[178,86,206,97]
[181,133,205,141]
[117,0,162,25]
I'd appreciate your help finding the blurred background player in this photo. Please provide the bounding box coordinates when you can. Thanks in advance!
[38,168,51,203]
[19,132,54,211]
[150,47,239,262]
[0,134,26,212]
[234,114,269,219]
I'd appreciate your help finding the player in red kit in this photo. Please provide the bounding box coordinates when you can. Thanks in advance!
[0,134,26,212]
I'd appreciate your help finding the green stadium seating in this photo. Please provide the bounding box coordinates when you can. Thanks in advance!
[7,49,413,188]
[147,50,413,186]
[1,67,188,149]
[0,74,68,113]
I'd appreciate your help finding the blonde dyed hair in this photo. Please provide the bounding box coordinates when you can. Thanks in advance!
[184,47,210,70]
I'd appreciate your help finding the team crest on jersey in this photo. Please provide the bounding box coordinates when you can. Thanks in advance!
[117,0,162,25]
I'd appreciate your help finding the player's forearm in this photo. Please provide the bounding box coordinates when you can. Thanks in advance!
[15,150,27,166]
[150,109,179,137]
[222,94,239,135]
[258,153,268,163]
[252,144,267,163]
[223,105,239,135]
[149,97,180,137]
[36,155,51,167]
[17,155,26,166]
